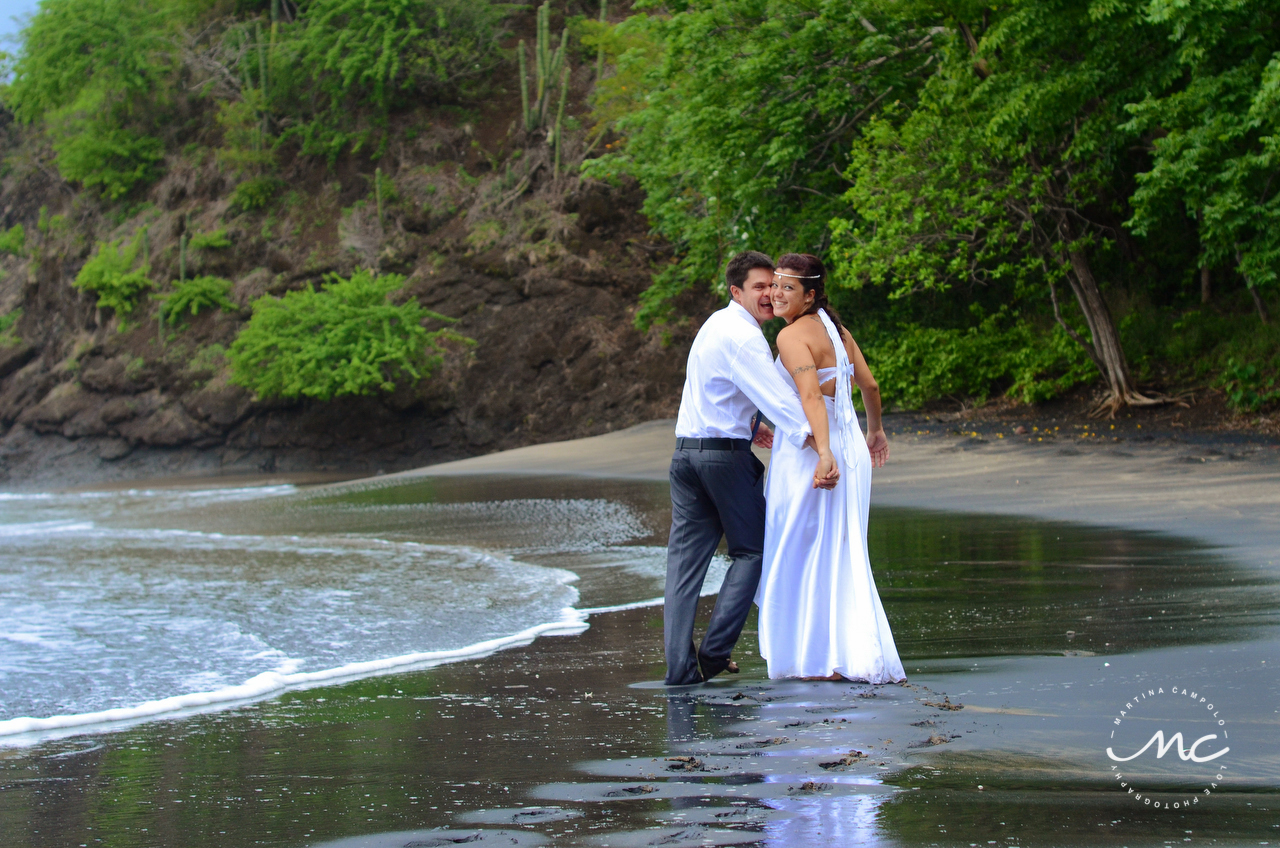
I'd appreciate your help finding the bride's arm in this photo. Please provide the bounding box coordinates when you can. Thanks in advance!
[843,328,889,467]
[777,329,839,489]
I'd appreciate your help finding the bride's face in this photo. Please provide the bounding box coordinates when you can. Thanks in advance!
[770,269,815,323]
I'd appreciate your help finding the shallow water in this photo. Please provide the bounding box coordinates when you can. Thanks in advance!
[0,478,707,731]
[0,473,1277,846]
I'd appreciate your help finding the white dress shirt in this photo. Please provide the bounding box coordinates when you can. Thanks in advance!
[675,300,813,449]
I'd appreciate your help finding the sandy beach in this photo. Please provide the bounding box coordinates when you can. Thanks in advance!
[390,417,1280,570]
[2,419,1277,847]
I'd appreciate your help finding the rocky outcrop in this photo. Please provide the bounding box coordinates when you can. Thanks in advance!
[0,168,717,489]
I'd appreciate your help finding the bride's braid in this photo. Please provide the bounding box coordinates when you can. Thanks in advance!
[775,253,846,343]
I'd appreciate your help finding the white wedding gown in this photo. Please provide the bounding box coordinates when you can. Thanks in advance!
[756,309,906,682]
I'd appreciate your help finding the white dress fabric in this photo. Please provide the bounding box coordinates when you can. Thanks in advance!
[756,309,906,682]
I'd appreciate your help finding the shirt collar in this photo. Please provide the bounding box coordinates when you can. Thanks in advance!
[726,299,761,329]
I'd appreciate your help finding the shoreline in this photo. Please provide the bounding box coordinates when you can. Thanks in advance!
[3,422,1278,846]
[5,417,1275,743]
[359,417,1280,572]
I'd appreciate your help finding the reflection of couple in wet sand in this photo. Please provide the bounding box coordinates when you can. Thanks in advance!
[664,250,906,685]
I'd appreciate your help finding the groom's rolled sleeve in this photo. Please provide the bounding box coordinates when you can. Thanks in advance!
[729,336,812,449]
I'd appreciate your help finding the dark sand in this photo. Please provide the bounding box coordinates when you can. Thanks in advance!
[3,420,1278,846]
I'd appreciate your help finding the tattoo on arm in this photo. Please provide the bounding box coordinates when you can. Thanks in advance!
[791,364,816,376]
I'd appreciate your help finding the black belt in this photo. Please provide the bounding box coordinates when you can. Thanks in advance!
[675,437,752,451]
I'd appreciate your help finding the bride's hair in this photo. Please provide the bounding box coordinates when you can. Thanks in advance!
[775,253,847,342]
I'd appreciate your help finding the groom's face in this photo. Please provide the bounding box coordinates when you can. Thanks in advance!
[730,268,776,326]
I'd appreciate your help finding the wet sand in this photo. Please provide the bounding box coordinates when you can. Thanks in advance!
[388,418,1280,570]
[4,422,1278,846]
[370,420,1280,843]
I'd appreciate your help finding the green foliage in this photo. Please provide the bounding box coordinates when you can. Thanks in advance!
[832,1,1173,298]
[215,94,276,179]
[228,269,467,400]
[4,0,183,197]
[187,343,227,378]
[866,309,1095,409]
[157,276,236,326]
[189,229,232,250]
[0,224,25,256]
[0,308,22,346]
[232,176,286,212]
[1217,358,1279,413]
[4,0,172,123]
[73,230,153,315]
[49,111,165,198]
[584,0,940,328]
[1125,0,1280,293]
[282,0,510,159]
[1118,303,1280,410]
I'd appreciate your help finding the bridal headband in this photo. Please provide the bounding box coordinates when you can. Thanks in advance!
[773,271,822,279]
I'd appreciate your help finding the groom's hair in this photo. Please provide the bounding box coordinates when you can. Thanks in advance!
[725,251,774,292]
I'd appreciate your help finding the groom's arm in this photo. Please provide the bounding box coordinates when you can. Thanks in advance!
[729,335,813,450]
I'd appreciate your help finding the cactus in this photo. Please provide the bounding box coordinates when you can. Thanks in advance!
[520,2,569,132]
[553,66,569,178]
[375,167,384,224]
[518,42,531,131]
[255,21,268,100]
[597,0,607,80]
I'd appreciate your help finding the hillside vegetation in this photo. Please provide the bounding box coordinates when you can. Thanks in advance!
[0,0,696,485]
[588,0,1280,418]
[0,0,1276,487]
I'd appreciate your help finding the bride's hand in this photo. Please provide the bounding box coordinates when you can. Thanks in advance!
[813,450,839,490]
[866,429,890,468]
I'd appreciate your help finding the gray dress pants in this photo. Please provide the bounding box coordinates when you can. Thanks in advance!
[664,446,766,685]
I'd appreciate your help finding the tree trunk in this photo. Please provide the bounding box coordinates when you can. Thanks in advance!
[1249,286,1270,324]
[1237,249,1270,324]
[1061,247,1138,407]
[1036,186,1161,416]
[1201,265,1211,304]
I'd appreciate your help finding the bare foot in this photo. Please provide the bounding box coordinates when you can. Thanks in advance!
[802,673,845,681]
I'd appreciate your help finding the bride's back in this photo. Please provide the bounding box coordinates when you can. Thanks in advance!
[777,312,851,396]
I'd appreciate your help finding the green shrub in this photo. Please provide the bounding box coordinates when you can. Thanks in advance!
[187,343,226,377]
[231,176,285,212]
[1217,358,1279,413]
[49,104,164,199]
[866,310,1095,410]
[5,0,179,198]
[0,308,22,346]
[73,229,153,315]
[282,0,509,159]
[156,275,236,326]
[189,229,232,250]
[228,269,467,400]
[0,225,26,256]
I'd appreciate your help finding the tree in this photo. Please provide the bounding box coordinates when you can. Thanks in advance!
[4,0,181,197]
[585,0,942,328]
[1125,0,1280,324]
[832,0,1179,414]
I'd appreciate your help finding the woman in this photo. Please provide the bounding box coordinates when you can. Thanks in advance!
[755,253,905,682]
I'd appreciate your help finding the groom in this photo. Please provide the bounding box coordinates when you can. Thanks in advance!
[664,251,835,685]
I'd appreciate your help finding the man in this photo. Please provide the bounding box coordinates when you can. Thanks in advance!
[664,251,836,685]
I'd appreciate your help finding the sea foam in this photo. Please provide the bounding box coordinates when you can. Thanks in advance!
[0,607,588,744]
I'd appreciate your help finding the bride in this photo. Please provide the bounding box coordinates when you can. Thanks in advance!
[755,253,906,683]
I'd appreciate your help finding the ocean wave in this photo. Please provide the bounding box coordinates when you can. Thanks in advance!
[0,519,96,536]
[0,607,589,744]
[0,484,295,501]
